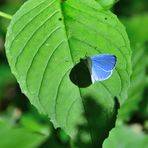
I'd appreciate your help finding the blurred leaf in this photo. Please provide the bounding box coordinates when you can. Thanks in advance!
[96,0,117,9]
[117,14,148,121]
[0,64,15,99]
[20,114,50,136]
[0,0,25,15]
[5,0,131,146]
[0,0,25,33]
[0,18,11,35]
[56,129,70,145]
[103,124,148,148]
[121,14,148,45]
[144,120,148,132]
[0,106,21,124]
[0,121,47,148]
[114,0,148,17]
[118,44,147,121]
[41,128,70,148]
[138,87,148,121]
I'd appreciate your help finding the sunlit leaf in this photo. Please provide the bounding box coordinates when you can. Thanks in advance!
[5,0,131,145]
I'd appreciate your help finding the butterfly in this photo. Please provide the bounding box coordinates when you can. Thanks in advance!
[84,54,117,83]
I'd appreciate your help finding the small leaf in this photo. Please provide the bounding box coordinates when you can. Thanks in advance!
[5,0,131,143]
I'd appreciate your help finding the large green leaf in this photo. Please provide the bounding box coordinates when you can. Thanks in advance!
[5,0,131,143]
[0,121,46,148]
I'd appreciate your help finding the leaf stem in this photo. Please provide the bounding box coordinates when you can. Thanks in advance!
[0,11,12,20]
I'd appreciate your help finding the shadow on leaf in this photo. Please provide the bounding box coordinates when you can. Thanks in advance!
[40,97,120,148]
[73,97,120,148]
[69,60,92,88]
[40,127,70,148]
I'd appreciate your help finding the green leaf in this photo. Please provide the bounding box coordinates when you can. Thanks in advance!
[95,0,117,9]
[103,124,148,148]
[118,14,148,121]
[121,14,148,45]
[20,114,50,136]
[0,64,15,99]
[118,44,147,121]
[0,121,47,148]
[5,0,131,143]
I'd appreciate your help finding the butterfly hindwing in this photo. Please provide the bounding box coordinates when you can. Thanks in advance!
[86,54,116,83]
[91,60,112,83]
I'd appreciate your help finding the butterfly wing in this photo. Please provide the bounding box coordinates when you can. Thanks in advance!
[91,60,113,83]
[90,54,117,71]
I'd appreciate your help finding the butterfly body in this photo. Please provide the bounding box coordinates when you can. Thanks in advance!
[85,54,117,83]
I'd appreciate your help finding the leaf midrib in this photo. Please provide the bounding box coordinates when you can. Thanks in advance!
[59,1,94,143]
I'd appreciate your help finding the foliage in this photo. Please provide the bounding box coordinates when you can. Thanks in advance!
[0,120,47,148]
[118,43,147,121]
[122,14,148,45]
[0,64,15,99]
[103,124,148,148]
[96,0,117,9]
[0,0,148,147]
[5,0,131,145]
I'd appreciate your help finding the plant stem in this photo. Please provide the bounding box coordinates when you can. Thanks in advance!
[0,11,12,20]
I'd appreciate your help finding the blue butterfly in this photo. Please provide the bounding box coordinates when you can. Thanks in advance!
[85,54,117,83]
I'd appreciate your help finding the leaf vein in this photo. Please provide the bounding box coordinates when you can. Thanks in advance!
[10,0,56,53]
[38,40,65,100]
[26,26,62,87]
[15,10,60,68]
[65,98,78,127]
[70,36,123,96]
[11,0,55,27]
[66,3,129,50]
[54,68,71,126]
[68,16,128,75]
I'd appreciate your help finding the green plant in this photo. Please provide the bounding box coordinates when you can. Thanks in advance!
[1,0,148,147]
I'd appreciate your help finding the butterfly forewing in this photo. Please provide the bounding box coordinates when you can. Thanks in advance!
[90,54,117,72]
[86,54,116,83]
[91,61,112,83]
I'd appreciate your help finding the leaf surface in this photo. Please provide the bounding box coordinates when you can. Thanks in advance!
[103,124,148,148]
[5,0,131,142]
[0,121,46,148]
[118,44,147,121]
